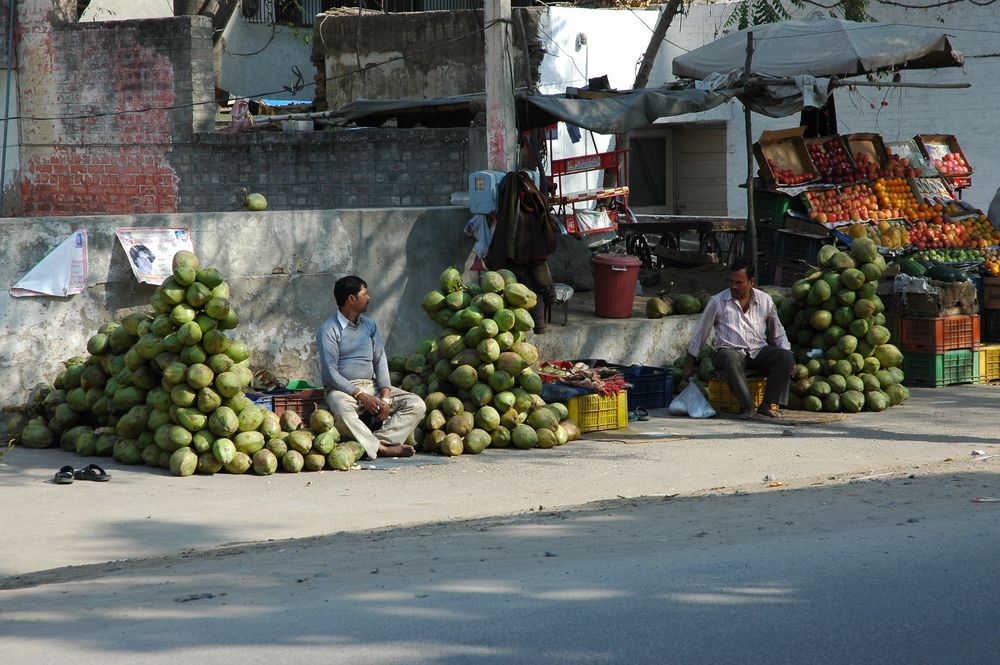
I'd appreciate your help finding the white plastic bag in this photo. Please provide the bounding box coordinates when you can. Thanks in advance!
[668,383,717,419]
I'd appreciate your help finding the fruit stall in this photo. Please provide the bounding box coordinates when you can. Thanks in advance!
[748,125,998,393]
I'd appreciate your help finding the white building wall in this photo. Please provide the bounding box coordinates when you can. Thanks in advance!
[218,20,315,102]
[539,7,667,201]
[667,1,1000,215]
[80,0,171,21]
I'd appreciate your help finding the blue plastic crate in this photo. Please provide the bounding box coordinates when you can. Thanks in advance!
[246,390,293,412]
[619,365,673,410]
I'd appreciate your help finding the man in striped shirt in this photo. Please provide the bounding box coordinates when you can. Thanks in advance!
[682,262,793,419]
[318,276,426,458]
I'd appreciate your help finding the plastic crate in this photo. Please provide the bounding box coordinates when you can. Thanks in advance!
[900,315,980,353]
[271,389,327,421]
[968,274,983,312]
[979,344,1000,383]
[772,261,811,288]
[775,229,830,264]
[902,349,979,388]
[753,190,795,228]
[757,226,779,257]
[758,261,776,286]
[619,365,673,410]
[884,314,902,345]
[566,391,628,433]
[246,392,275,411]
[982,310,1000,343]
[707,377,770,414]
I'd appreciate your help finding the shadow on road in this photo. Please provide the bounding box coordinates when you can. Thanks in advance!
[1,468,998,664]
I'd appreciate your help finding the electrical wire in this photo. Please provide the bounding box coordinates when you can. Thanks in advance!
[614,0,691,53]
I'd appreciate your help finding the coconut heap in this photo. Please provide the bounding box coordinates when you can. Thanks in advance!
[5,251,367,476]
[777,237,909,413]
[389,267,582,455]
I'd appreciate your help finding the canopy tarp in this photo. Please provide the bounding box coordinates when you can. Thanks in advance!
[673,14,964,80]
[335,85,801,135]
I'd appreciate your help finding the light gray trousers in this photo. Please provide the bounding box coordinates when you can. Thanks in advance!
[326,379,426,459]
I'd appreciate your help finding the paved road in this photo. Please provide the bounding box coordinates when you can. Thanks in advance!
[2,464,998,664]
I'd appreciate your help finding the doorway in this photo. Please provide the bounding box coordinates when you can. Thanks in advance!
[628,123,728,216]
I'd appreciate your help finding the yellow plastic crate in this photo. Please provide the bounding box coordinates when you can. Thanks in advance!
[567,391,628,433]
[708,378,771,414]
[980,344,1000,383]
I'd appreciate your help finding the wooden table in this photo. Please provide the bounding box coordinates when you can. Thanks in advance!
[619,215,749,267]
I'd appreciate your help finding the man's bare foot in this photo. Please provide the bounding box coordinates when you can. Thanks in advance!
[377,443,415,458]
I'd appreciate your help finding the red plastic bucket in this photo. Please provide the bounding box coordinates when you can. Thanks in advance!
[591,253,640,318]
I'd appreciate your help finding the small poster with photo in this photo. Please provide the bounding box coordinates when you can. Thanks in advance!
[116,227,193,285]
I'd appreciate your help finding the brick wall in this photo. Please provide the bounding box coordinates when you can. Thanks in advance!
[17,14,215,216]
[171,127,473,211]
[13,9,475,216]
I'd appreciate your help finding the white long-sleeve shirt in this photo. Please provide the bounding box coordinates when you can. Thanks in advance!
[686,287,791,359]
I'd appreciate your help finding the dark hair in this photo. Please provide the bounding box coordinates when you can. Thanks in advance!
[335,275,367,307]
[729,260,755,281]
[129,245,153,261]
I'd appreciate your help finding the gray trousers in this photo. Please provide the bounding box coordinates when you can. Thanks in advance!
[713,346,794,412]
[326,380,426,460]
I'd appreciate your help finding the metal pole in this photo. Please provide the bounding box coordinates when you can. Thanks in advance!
[484,1,516,173]
[0,0,16,217]
[744,32,756,277]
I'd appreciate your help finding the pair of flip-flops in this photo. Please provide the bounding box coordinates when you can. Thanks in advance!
[53,463,111,484]
[628,407,650,422]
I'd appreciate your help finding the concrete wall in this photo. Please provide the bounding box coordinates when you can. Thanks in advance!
[0,207,473,409]
[313,9,546,111]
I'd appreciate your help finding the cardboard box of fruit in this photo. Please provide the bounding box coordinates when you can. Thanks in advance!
[753,126,821,188]
[844,133,890,169]
[913,134,973,177]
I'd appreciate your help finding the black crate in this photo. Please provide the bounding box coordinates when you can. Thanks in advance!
[619,365,673,410]
[983,309,1000,343]
[775,229,830,264]
[756,225,779,258]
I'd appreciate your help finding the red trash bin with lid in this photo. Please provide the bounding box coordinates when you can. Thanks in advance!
[591,253,641,318]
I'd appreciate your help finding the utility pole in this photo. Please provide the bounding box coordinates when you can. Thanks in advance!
[632,0,683,91]
[484,1,517,173]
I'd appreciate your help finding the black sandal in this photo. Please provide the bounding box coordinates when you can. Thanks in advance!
[54,465,74,484]
[73,463,111,482]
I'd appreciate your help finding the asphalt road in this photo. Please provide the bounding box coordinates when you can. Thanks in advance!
[3,465,998,665]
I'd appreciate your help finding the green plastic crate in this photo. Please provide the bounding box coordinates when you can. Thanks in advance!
[902,349,979,388]
[753,190,797,228]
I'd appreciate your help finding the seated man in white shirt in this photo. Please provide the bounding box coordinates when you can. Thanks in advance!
[682,261,794,420]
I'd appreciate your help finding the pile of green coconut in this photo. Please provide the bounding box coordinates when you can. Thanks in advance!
[4,251,369,476]
[389,267,582,455]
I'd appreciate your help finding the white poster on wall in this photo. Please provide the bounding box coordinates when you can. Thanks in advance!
[10,230,89,298]
[116,227,193,285]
